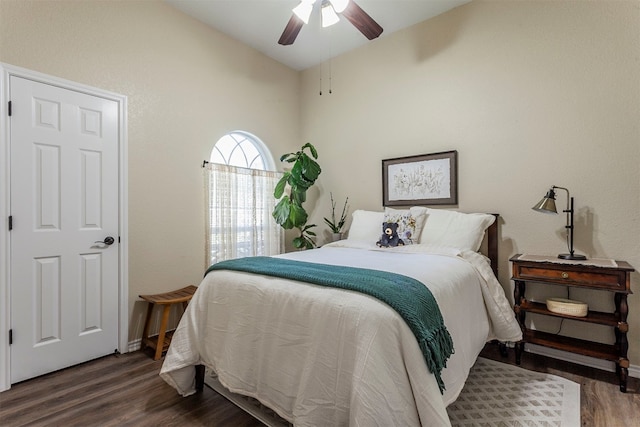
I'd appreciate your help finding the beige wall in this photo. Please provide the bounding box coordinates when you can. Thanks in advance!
[301,0,640,366]
[0,0,301,341]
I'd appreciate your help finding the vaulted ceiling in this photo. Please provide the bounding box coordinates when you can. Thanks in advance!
[164,0,471,70]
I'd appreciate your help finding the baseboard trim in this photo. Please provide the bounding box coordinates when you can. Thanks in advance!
[127,330,177,354]
[526,344,639,379]
[632,364,640,379]
[128,339,142,353]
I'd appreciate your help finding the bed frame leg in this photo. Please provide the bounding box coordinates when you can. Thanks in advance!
[498,342,509,358]
[195,364,205,392]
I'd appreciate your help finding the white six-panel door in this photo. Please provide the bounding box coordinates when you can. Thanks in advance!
[9,76,120,383]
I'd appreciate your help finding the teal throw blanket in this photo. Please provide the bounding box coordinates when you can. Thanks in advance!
[206,256,454,393]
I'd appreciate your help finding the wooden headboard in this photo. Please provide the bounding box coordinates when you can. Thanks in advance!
[486,213,499,277]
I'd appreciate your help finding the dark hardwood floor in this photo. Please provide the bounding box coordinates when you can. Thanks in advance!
[0,345,638,426]
[0,350,261,426]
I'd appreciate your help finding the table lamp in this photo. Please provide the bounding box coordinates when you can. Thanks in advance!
[532,185,587,260]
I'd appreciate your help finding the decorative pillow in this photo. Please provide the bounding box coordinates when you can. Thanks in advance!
[347,210,384,242]
[383,207,427,245]
[418,208,496,251]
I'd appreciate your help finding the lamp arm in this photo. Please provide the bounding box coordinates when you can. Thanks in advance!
[552,185,574,256]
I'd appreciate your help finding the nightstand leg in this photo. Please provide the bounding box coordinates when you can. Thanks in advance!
[615,293,630,392]
[620,366,628,393]
[513,279,526,365]
[515,342,523,365]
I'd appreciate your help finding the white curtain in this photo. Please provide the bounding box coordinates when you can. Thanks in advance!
[205,163,284,266]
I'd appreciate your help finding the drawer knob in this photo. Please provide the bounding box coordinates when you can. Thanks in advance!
[561,272,569,279]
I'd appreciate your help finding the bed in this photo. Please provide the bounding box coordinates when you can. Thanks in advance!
[160,208,522,426]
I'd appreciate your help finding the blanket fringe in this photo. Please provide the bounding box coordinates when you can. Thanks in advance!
[419,326,455,393]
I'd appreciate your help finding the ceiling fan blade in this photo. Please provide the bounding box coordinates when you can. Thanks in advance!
[340,0,383,40]
[278,14,305,45]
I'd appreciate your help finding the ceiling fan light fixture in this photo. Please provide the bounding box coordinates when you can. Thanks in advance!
[321,2,340,27]
[330,0,350,13]
[293,1,314,24]
[279,0,382,45]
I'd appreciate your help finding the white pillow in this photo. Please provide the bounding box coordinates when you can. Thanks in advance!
[383,207,427,245]
[347,210,384,242]
[418,209,496,251]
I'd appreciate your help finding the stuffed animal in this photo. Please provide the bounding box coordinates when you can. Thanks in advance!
[376,222,405,247]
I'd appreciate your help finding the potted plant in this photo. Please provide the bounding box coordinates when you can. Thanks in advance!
[272,143,322,249]
[324,193,349,241]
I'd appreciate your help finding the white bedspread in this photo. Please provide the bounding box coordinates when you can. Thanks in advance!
[160,243,521,426]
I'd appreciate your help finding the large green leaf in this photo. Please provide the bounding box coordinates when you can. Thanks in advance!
[300,155,321,182]
[290,161,313,189]
[273,173,289,199]
[291,188,306,205]
[280,152,294,162]
[293,234,314,249]
[292,236,306,249]
[302,143,318,159]
[289,202,308,228]
[272,197,293,229]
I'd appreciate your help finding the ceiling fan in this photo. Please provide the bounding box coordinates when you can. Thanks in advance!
[278,0,383,46]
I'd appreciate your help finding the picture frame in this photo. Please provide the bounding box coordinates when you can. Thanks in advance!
[382,150,458,206]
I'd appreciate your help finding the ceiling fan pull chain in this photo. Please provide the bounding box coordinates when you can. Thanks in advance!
[319,11,323,95]
[328,45,333,94]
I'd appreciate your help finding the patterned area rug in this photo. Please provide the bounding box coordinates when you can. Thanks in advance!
[447,357,580,426]
[205,357,580,426]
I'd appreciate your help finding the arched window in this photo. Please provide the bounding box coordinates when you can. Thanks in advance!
[210,131,275,170]
[204,131,283,265]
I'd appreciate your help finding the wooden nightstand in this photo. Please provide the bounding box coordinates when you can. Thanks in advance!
[510,254,634,392]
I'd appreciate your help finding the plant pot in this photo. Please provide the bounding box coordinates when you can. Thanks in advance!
[331,232,343,242]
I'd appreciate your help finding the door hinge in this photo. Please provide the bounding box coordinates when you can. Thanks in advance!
[9,329,12,345]
[8,101,11,117]
[8,215,12,231]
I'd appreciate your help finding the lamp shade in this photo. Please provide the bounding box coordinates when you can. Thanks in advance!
[293,1,314,24]
[532,189,557,214]
[321,2,340,27]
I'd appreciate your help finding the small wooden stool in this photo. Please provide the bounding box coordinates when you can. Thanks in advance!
[140,285,197,360]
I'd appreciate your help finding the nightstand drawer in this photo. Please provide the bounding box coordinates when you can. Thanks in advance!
[517,265,626,290]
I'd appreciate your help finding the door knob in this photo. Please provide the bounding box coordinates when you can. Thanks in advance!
[95,236,115,246]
